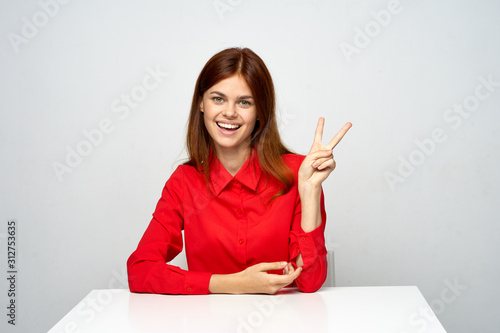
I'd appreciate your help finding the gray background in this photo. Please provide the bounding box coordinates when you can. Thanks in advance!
[1,0,499,332]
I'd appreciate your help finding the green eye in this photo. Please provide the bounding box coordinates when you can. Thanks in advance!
[240,100,251,106]
[213,97,223,103]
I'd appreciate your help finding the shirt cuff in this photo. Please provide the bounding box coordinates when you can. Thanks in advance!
[291,225,327,269]
[184,271,213,294]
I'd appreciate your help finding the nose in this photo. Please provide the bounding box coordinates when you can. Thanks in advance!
[221,103,237,118]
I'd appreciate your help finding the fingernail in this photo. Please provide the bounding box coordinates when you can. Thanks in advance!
[281,261,287,266]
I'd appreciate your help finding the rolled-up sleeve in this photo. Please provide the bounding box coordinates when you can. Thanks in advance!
[289,189,328,293]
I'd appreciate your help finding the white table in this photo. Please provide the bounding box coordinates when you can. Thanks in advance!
[48,287,446,332]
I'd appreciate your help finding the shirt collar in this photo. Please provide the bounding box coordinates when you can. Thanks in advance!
[209,150,262,196]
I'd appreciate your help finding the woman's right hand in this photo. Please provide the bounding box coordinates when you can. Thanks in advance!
[209,262,302,294]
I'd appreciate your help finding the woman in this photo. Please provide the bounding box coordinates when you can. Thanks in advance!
[127,47,351,294]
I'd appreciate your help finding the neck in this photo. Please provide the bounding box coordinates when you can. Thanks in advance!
[216,146,252,177]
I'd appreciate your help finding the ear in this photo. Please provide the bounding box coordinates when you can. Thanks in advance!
[200,100,204,112]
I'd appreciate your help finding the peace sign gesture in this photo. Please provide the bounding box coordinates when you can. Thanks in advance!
[298,118,352,192]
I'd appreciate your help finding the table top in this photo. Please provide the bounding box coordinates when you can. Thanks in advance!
[48,286,446,332]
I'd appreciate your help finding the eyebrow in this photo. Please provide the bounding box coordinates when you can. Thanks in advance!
[209,91,254,99]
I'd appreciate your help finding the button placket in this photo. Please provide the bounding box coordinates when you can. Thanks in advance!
[235,183,247,265]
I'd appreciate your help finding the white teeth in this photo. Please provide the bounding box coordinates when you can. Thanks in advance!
[217,122,240,129]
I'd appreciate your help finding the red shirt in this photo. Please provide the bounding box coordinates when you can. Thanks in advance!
[127,153,327,294]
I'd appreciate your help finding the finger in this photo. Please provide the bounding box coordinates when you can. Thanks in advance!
[317,158,335,171]
[283,262,294,275]
[288,266,302,280]
[309,149,333,163]
[272,266,302,285]
[257,261,288,272]
[313,117,325,146]
[312,155,333,169]
[327,122,352,150]
[309,150,334,168]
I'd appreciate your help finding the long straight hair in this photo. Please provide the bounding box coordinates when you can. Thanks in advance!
[185,47,294,198]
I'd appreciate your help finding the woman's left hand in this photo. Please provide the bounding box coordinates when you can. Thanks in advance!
[298,118,352,193]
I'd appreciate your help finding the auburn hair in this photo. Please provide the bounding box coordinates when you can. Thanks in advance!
[185,47,294,198]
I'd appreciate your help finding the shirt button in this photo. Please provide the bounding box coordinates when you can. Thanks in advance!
[237,209,243,215]
[239,239,244,244]
[301,236,306,242]
[187,287,192,292]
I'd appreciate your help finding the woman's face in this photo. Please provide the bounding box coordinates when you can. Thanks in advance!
[200,74,257,158]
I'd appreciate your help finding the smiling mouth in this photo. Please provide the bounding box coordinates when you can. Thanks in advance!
[217,122,241,130]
